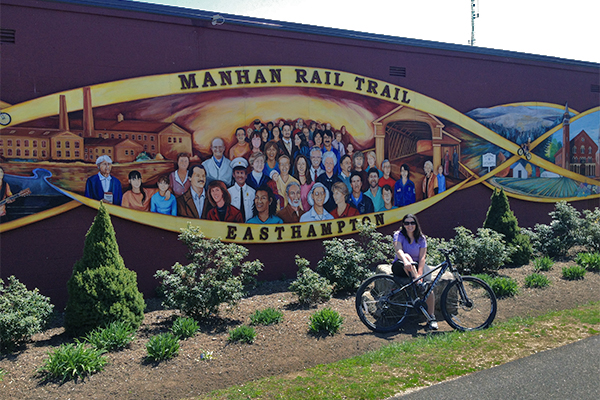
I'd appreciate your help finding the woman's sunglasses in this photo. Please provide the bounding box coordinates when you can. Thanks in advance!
[403,221,416,226]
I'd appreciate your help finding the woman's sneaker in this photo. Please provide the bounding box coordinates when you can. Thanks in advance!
[427,319,438,330]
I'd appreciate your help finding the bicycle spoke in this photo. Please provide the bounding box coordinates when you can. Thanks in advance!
[441,276,497,331]
[355,275,411,333]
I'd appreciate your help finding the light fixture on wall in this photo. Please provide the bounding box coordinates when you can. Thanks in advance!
[212,15,225,26]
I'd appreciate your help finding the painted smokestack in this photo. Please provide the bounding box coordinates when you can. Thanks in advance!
[83,86,94,137]
[562,102,570,170]
[59,95,69,131]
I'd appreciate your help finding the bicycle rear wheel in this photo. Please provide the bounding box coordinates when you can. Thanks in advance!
[355,274,411,333]
[441,276,497,331]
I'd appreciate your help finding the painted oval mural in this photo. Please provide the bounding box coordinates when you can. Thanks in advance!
[1,66,598,242]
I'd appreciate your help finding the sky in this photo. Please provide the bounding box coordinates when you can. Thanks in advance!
[136,0,600,63]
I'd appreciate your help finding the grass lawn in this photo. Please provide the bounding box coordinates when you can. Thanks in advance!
[198,301,599,400]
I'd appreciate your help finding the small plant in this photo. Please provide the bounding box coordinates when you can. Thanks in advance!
[38,343,108,382]
[146,333,180,362]
[575,252,600,272]
[524,273,551,288]
[561,265,586,280]
[171,317,200,339]
[533,256,554,272]
[82,320,136,352]
[0,368,6,382]
[250,308,284,326]
[0,276,54,352]
[308,308,344,336]
[228,326,257,344]
[316,238,371,293]
[289,256,333,305]
[489,276,519,298]
[155,225,263,319]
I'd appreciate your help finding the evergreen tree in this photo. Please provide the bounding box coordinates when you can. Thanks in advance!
[483,188,518,243]
[65,203,144,336]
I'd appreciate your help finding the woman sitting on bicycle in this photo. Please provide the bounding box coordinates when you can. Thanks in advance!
[391,214,438,330]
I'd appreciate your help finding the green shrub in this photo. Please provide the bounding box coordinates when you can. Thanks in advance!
[82,321,136,352]
[65,203,145,336]
[575,252,600,272]
[0,276,54,352]
[316,238,371,293]
[533,256,554,272]
[562,265,586,280]
[425,236,451,266]
[483,188,519,243]
[308,308,344,336]
[38,343,108,382]
[509,233,533,266]
[450,227,510,274]
[250,308,284,326]
[155,225,263,320]
[171,317,200,339]
[356,220,395,267]
[146,333,180,361]
[525,201,582,258]
[580,208,600,252]
[524,273,551,288]
[228,326,257,344]
[489,276,519,298]
[289,256,333,305]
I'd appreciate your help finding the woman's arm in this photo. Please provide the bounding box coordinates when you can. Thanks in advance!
[394,238,417,277]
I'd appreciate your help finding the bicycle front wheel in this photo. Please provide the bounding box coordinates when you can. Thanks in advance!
[355,274,411,333]
[441,276,497,331]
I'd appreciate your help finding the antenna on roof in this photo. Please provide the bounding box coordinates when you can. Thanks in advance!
[469,0,480,46]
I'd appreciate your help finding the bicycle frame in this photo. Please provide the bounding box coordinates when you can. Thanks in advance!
[392,251,462,320]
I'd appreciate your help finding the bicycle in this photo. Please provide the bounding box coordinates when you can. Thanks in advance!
[355,248,497,332]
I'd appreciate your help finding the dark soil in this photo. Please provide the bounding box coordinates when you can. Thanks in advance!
[1,255,598,400]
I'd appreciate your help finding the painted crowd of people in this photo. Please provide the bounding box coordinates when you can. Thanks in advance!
[83,118,451,224]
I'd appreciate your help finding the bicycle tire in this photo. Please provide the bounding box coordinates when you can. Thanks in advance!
[355,274,411,333]
[517,148,524,156]
[440,276,497,331]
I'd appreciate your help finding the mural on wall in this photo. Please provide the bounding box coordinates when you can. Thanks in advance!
[0,66,598,242]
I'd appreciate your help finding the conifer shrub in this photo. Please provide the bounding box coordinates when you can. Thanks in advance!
[509,233,533,267]
[64,203,145,336]
[0,276,54,352]
[155,225,263,320]
[483,188,519,243]
[289,256,333,306]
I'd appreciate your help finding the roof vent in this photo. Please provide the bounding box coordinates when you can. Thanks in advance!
[1,29,15,44]
[389,66,406,77]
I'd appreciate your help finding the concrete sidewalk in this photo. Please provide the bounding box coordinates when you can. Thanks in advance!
[389,335,600,400]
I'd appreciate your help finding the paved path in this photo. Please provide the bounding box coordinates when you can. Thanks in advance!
[389,335,600,400]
